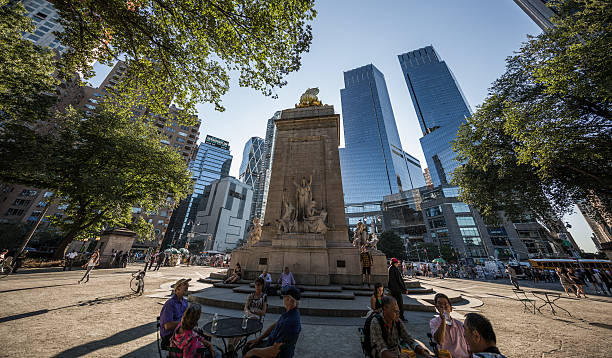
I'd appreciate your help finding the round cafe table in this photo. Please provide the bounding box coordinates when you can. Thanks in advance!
[201,317,263,357]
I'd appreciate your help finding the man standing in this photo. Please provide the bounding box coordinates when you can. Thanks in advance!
[463,313,506,358]
[78,249,100,284]
[388,258,407,321]
[505,265,519,290]
[244,286,302,358]
[159,278,190,349]
[148,251,157,271]
[278,266,296,290]
[360,246,373,287]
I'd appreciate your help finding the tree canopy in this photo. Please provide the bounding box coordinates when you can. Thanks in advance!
[0,108,193,258]
[453,0,611,227]
[377,231,406,261]
[0,3,58,124]
[53,0,317,122]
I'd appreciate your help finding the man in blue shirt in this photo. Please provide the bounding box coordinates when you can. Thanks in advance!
[159,278,190,348]
[244,286,302,358]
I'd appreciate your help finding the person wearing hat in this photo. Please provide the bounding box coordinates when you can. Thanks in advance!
[159,278,191,349]
[388,258,407,321]
[243,286,302,358]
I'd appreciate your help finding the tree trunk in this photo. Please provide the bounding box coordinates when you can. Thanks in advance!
[52,229,80,260]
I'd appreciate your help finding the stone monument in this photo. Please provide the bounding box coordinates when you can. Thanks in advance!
[231,89,387,285]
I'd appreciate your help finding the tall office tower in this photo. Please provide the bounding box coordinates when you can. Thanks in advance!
[239,137,265,222]
[164,135,232,248]
[259,111,281,221]
[21,0,67,53]
[398,46,472,186]
[194,177,253,252]
[339,64,423,230]
[513,0,557,30]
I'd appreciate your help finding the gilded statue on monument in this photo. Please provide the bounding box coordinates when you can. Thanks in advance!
[246,218,262,246]
[295,88,323,107]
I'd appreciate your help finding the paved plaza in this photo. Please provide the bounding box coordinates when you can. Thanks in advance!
[1,264,611,357]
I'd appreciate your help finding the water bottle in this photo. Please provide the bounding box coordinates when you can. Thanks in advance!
[242,311,248,329]
[211,313,218,334]
[443,311,452,326]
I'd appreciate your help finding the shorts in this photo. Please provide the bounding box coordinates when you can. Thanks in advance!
[362,266,371,275]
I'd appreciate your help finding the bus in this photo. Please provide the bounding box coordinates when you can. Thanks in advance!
[528,258,612,271]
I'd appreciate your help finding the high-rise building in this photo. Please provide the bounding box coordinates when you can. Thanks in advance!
[165,135,232,248]
[513,0,557,30]
[339,64,424,230]
[423,168,433,188]
[21,0,67,53]
[239,137,265,223]
[382,185,567,262]
[398,46,472,186]
[259,111,281,221]
[193,177,253,252]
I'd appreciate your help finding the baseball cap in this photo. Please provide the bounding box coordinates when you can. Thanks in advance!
[281,285,301,301]
[391,258,399,264]
[172,278,191,288]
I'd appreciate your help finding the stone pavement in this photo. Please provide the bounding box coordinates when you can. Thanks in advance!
[1,265,611,357]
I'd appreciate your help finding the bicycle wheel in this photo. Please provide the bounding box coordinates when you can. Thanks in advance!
[130,276,139,293]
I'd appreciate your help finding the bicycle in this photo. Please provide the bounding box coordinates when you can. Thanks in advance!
[130,269,146,295]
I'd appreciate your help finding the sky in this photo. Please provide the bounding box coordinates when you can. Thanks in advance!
[91,0,598,252]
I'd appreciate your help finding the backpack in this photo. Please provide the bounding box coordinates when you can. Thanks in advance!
[361,313,396,358]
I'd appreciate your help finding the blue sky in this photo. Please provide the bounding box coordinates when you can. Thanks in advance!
[91,0,598,252]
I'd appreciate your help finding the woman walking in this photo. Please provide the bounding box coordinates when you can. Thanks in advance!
[78,249,100,284]
[556,267,576,297]
[568,268,587,298]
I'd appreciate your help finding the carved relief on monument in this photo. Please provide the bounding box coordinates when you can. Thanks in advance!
[276,175,328,234]
[246,218,263,246]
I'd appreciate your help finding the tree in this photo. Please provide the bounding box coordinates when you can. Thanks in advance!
[52,0,317,122]
[0,108,193,258]
[453,0,611,227]
[409,242,458,263]
[0,3,58,124]
[377,231,406,261]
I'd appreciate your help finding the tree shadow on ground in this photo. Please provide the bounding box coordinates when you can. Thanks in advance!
[0,283,74,293]
[51,321,157,358]
[0,293,138,324]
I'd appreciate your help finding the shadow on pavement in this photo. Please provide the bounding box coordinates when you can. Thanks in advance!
[0,283,74,294]
[120,341,159,357]
[51,322,157,358]
[0,293,137,324]
[0,309,50,324]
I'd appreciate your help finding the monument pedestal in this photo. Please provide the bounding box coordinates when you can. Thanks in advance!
[231,101,387,286]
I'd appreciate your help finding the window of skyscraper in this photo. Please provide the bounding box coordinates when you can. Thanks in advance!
[442,187,460,198]
[456,216,475,227]
[452,203,470,213]
[460,227,479,237]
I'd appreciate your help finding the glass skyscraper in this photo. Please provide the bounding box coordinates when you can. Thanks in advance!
[398,46,472,186]
[164,135,232,248]
[22,0,67,53]
[339,64,424,229]
[239,136,265,221]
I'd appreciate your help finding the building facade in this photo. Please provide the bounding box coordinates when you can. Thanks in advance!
[339,64,424,231]
[398,46,472,186]
[164,135,232,249]
[513,0,557,30]
[259,111,281,222]
[22,0,67,53]
[239,137,266,225]
[193,177,253,252]
[382,186,567,263]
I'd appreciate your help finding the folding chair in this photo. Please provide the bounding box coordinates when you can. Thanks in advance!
[513,289,536,314]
